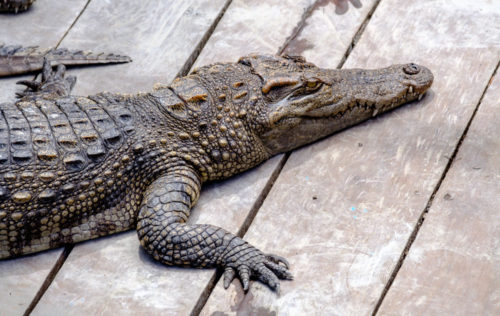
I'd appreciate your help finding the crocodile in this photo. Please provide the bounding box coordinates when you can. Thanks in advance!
[0,0,35,13]
[0,55,433,291]
[0,44,131,78]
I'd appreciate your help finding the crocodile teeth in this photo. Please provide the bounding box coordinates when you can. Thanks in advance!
[408,86,413,94]
[418,94,423,101]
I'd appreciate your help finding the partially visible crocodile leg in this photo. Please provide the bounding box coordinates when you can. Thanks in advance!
[136,164,293,292]
[16,58,76,98]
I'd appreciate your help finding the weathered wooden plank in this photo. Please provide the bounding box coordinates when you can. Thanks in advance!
[282,0,369,67]
[377,66,500,315]
[193,0,314,66]
[200,0,500,315]
[57,0,228,96]
[0,1,90,315]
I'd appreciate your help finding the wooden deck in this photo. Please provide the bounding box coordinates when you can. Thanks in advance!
[0,0,499,315]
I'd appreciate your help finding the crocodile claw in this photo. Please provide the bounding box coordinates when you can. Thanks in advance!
[223,266,236,289]
[15,79,41,91]
[222,240,292,292]
[266,253,290,269]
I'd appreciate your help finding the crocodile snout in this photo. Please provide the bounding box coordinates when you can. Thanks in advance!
[402,63,434,95]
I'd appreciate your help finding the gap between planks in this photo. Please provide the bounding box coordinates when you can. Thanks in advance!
[190,0,384,314]
[372,57,500,316]
[22,1,233,314]
[176,0,233,78]
[55,0,92,49]
[23,246,73,316]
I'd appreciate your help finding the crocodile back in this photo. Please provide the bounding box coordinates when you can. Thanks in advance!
[0,93,140,257]
[0,93,134,172]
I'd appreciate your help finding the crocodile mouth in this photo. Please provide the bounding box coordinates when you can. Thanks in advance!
[297,88,427,121]
[273,88,428,128]
[267,86,428,152]
[376,89,428,114]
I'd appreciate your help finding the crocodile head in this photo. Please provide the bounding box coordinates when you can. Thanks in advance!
[239,55,433,155]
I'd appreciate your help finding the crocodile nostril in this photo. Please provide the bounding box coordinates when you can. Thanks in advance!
[403,63,420,75]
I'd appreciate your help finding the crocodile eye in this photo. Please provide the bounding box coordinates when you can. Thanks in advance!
[305,80,321,91]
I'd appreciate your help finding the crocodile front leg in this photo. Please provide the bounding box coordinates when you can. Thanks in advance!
[136,165,292,291]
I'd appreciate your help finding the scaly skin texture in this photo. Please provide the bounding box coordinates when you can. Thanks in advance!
[0,44,132,77]
[0,55,433,291]
[0,0,35,13]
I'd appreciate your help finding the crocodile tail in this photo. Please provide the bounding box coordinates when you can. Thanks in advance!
[0,0,35,13]
[0,44,132,77]
[45,48,132,66]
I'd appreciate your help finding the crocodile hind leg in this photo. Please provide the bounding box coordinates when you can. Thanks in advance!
[136,164,293,292]
[16,58,76,98]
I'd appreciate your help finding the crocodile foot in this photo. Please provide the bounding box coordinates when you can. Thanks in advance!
[222,239,293,292]
[16,58,76,98]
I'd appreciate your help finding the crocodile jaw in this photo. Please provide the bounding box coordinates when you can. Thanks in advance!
[260,64,434,155]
